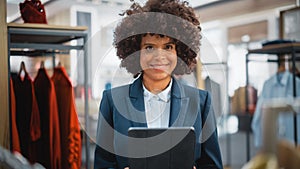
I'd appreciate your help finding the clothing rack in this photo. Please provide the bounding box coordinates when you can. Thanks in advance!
[202,61,231,167]
[7,23,90,169]
[245,42,300,161]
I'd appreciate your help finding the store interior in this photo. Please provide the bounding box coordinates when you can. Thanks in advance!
[1,0,300,169]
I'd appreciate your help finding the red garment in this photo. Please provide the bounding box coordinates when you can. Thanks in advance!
[34,68,61,169]
[12,73,41,163]
[52,67,82,169]
[10,78,21,153]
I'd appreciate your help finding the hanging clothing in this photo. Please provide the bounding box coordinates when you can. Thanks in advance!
[251,71,300,147]
[205,77,222,117]
[230,85,257,115]
[10,78,21,153]
[34,68,61,169]
[52,67,82,169]
[12,72,41,163]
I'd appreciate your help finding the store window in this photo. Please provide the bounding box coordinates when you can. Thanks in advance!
[200,27,229,135]
[227,21,270,97]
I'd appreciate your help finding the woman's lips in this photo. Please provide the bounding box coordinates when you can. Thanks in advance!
[149,64,169,70]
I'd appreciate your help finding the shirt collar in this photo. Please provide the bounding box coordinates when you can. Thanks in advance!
[275,71,290,86]
[143,79,173,102]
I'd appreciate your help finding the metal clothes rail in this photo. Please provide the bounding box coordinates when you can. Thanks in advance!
[245,42,300,161]
[7,23,91,169]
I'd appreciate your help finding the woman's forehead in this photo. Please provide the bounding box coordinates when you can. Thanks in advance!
[142,33,174,43]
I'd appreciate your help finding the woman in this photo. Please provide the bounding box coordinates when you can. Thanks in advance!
[94,0,223,168]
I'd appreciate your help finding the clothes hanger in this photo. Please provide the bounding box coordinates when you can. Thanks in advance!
[19,61,26,73]
[284,55,289,71]
[277,54,300,76]
[40,60,45,69]
[277,54,289,73]
[277,64,286,73]
[18,61,27,81]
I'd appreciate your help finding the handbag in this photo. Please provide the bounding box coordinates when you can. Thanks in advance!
[19,0,47,24]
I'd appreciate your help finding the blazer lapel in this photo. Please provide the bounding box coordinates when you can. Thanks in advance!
[169,78,189,127]
[127,76,147,127]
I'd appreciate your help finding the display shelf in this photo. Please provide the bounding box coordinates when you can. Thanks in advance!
[10,50,69,57]
[8,23,87,50]
[248,42,300,55]
[7,23,91,169]
[246,42,300,98]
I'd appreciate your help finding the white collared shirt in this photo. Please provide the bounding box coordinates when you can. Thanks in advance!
[143,80,172,128]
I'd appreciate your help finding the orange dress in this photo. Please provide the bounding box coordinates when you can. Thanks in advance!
[52,67,82,169]
[10,78,21,153]
[34,68,61,169]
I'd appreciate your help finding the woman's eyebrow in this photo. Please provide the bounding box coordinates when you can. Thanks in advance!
[142,43,155,46]
[164,42,175,45]
[141,42,175,46]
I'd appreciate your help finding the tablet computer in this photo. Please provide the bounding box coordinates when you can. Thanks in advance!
[128,127,195,169]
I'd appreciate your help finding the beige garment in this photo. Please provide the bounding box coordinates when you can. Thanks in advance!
[231,86,257,115]
[242,140,300,169]
[277,140,300,169]
[241,153,279,169]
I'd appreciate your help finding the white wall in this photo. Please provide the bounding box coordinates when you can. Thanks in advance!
[48,1,134,99]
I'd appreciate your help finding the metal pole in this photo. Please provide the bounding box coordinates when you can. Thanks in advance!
[84,34,90,169]
[245,53,250,161]
[225,65,231,167]
[292,49,298,145]
[52,51,56,69]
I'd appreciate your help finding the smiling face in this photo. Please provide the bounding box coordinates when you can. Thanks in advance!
[140,34,177,85]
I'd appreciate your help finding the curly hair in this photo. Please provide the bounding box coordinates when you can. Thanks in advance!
[113,0,201,76]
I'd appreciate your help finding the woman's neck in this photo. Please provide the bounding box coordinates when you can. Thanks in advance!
[142,76,171,95]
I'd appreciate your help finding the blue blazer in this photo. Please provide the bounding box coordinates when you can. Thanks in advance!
[94,76,223,169]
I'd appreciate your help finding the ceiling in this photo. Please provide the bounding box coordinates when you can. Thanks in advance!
[6,0,220,23]
[6,0,219,6]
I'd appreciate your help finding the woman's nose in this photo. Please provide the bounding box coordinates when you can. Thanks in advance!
[154,48,167,59]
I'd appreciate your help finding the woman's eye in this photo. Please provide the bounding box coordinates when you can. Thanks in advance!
[165,44,174,50]
[145,46,154,52]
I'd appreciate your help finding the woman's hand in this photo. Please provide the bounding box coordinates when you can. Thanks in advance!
[193,166,196,169]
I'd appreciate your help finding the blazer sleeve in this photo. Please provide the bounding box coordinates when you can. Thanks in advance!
[94,90,117,169]
[196,91,223,169]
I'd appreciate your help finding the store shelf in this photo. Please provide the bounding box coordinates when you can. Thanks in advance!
[10,50,69,57]
[8,23,87,51]
[8,23,87,44]
[248,42,300,55]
